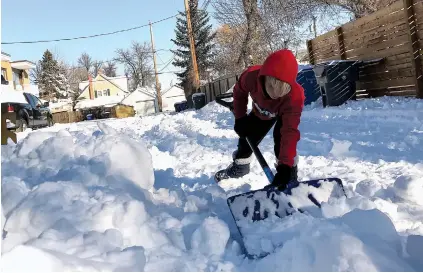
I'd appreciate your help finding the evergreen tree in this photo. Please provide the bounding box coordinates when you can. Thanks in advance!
[171,0,215,91]
[38,50,72,101]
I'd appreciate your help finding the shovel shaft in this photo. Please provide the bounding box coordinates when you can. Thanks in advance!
[245,137,274,183]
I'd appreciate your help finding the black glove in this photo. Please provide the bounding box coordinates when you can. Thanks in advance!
[271,164,293,191]
[234,115,250,138]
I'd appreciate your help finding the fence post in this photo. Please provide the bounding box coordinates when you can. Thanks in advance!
[226,77,230,92]
[403,0,423,98]
[336,27,346,60]
[306,40,315,65]
[209,82,213,102]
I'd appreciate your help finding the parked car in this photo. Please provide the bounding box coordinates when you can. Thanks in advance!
[1,90,54,132]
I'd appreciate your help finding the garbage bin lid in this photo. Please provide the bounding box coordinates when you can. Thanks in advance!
[298,64,313,72]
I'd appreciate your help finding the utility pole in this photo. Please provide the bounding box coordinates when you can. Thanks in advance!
[312,16,317,38]
[149,21,162,112]
[184,0,200,89]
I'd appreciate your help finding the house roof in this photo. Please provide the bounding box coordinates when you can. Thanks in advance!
[11,60,36,65]
[10,60,36,70]
[79,74,129,94]
[162,85,185,98]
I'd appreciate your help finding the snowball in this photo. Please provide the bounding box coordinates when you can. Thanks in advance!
[191,217,230,258]
[355,179,382,197]
[393,175,423,205]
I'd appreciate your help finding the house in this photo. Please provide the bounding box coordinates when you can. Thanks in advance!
[77,73,129,100]
[161,85,186,112]
[1,51,39,96]
[121,87,157,116]
[121,85,186,116]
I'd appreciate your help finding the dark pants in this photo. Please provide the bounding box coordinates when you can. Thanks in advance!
[234,111,282,160]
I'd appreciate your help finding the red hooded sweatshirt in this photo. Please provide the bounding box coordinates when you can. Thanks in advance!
[233,49,305,167]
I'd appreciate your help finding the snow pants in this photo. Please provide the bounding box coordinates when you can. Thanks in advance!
[233,111,283,164]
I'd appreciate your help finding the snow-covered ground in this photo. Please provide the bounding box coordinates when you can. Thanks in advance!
[2,96,423,271]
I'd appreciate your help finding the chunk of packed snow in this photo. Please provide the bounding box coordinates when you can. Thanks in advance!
[392,175,423,205]
[191,217,230,258]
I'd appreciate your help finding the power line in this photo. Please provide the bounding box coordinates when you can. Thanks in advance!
[56,49,173,71]
[158,55,175,73]
[2,14,178,45]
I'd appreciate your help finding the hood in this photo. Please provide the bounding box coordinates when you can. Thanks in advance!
[258,49,299,86]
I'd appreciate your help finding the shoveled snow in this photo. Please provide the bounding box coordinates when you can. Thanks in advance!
[2,96,423,271]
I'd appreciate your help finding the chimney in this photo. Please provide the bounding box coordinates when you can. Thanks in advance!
[88,75,94,100]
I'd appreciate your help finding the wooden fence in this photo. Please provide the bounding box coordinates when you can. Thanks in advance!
[198,74,239,104]
[52,110,83,124]
[307,0,423,99]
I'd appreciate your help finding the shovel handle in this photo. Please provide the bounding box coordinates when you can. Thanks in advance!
[215,93,275,183]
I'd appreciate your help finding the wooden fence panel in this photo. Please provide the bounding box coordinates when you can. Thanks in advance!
[307,0,423,99]
[416,0,423,79]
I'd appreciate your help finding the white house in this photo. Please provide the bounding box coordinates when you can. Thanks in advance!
[161,85,186,112]
[121,85,186,116]
[121,87,157,116]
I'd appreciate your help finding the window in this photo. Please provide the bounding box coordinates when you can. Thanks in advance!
[12,69,22,89]
[95,89,110,97]
[26,94,37,107]
[1,68,7,81]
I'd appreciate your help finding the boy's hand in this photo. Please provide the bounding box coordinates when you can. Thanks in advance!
[234,115,250,137]
[271,164,292,190]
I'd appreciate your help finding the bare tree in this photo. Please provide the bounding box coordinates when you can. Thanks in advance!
[92,60,103,77]
[238,0,261,67]
[315,0,396,19]
[77,52,93,77]
[103,61,117,77]
[115,41,154,91]
[29,62,42,84]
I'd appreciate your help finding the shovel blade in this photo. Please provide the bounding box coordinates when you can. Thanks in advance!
[227,178,345,222]
[226,178,345,258]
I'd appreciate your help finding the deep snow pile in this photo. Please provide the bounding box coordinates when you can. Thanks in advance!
[2,96,423,271]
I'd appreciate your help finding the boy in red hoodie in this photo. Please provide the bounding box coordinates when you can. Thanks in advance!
[215,49,305,190]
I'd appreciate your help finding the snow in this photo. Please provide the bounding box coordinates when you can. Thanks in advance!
[0,89,28,104]
[74,95,126,110]
[2,95,423,271]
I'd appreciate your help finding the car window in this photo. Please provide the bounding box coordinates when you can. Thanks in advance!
[25,94,37,107]
[34,96,43,106]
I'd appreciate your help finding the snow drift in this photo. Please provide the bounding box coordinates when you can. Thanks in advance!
[2,96,423,271]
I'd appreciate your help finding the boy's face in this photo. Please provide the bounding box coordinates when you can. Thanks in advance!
[264,76,291,99]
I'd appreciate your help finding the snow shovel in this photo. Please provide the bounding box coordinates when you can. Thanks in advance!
[215,93,346,257]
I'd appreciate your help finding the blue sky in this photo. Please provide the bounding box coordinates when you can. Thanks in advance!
[1,0,216,89]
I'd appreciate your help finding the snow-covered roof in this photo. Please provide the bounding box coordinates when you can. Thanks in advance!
[121,87,156,106]
[162,85,185,98]
[0,89,28,104]
[74,96,126,110]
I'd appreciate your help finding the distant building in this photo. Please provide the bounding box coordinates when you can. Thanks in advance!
[77,73,129,100]
[1,51,39,96]
[121,85,186,116]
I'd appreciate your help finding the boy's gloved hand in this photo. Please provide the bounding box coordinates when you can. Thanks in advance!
[271,164,292,191]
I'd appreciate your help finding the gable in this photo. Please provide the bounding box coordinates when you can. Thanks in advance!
[162,86,185,98]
